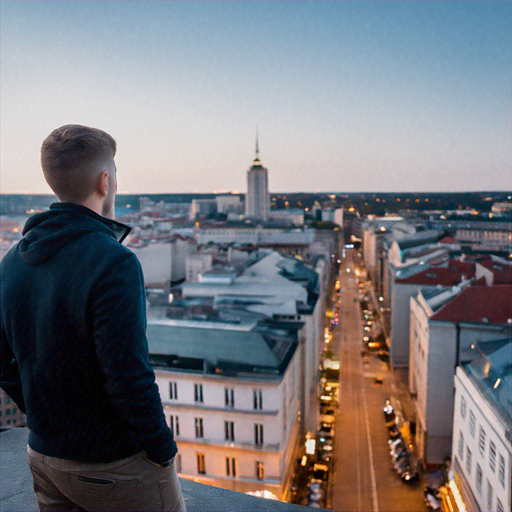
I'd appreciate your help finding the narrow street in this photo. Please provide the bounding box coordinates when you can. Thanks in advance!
[330,248,427,512]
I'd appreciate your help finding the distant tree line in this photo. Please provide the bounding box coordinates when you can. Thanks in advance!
[1,191,509,216]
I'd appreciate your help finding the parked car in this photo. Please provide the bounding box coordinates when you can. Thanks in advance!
[320,406,336,417]
[318,423,334,436]
[388,425,401,439]
[320,413,335,425]
[400,463,420,483]
[310,463,329,482]
[317,435,334,453]
[317,449,333,463]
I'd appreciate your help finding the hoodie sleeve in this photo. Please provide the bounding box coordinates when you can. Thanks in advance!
[0,325,26,414]
[90,252,176,464]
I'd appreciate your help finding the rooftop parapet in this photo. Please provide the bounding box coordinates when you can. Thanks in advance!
[0,428,320,512]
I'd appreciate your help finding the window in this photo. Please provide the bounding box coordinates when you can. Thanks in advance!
[194,384,204,403]
[256,461,264,480]
[225,388,234,408]
[466,447,472,475]
[5,409,11,415]
[498,454,505,487]
[487,480,493,511]
[476,463,482,494]
[496,498,504,512]
[457,432,464,461]
[253,389,263,410]
[224,421,235,442]
[194,418,204,438]
[225,457,237,477]
[197,453,205,475]
[254,423,264,446]
[169,382,178,400]
[460,395,466,419]
[169,415,180,436]
[469,410,476,437]
[489,441,496,472]
[478,427,486,455]
[283,382,287,433]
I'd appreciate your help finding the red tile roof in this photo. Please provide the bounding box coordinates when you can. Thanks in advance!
[439,236,457,244]
[396,260,475,286]
[476,256,512,285]
[431,285,512,324]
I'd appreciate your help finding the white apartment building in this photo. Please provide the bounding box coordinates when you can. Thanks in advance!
[449,341,511,512]
[182,250,324,433]
[361,216,403,277]
[185,253,213,283]
[268,210,304,226]
[409,285,512,465]
[390,259,474,367]
[147,318,300,500]
[216,195,244,215]
[456,227,512,252]
[384,234,454,303]
[128,237,195,285]
[196,225,315,246]
[334,208,343,227]
[190,199,217,220]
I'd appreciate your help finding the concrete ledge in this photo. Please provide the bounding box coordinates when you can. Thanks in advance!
[0,428,318,512]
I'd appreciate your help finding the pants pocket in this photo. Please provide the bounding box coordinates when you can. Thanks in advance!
[71,474,118,501]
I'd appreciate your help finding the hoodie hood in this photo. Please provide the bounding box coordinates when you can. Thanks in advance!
[18,203,131,265]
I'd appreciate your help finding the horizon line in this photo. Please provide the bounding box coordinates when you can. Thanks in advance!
[1,190,511,196]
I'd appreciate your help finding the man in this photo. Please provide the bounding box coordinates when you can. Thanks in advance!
[0,125,186,512]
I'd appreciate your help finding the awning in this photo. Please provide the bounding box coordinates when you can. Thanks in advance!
[440,478,470,512]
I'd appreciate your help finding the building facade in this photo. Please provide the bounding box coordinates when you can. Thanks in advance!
[0,389,25,429]
[409,285,512,465]
[147,318,300,500]
[182,250,325,433]
[449,341,511,512]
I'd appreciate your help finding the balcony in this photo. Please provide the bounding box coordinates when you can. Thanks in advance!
[177,437,280,452]
[0,428,318,512]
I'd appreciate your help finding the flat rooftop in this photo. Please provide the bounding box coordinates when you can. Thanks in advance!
[0,428,322,512]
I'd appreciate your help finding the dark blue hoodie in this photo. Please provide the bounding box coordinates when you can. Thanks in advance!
[0,203,176,464]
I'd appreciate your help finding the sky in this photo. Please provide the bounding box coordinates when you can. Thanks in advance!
[1,1,511,194]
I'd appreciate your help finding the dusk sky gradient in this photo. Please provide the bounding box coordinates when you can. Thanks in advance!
[1,1,511,194]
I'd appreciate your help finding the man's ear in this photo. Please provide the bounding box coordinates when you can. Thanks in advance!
[96,171,109,198]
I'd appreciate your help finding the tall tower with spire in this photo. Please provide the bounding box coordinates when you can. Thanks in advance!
[245,132,269,221]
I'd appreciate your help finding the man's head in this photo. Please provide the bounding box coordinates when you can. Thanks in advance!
[41,125,117,218]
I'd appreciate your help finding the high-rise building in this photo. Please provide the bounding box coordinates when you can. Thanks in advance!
[245,135,269,221]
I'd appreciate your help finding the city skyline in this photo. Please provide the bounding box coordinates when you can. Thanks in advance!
[1,1,511,195]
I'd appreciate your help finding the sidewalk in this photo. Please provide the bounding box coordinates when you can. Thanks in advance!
[359,258,418,451]
[392,368,416,426]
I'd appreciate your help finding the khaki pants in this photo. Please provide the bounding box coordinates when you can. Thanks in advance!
[27,446,186,512]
